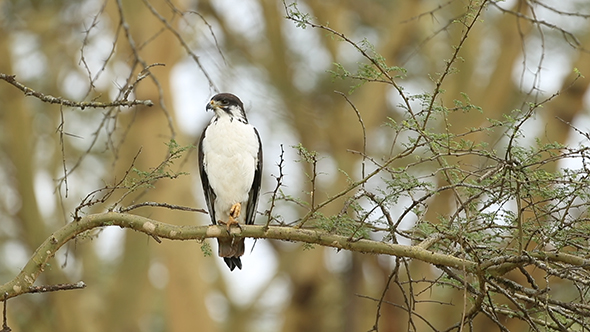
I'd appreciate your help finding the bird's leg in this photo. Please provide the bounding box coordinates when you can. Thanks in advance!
[225,202,242,231]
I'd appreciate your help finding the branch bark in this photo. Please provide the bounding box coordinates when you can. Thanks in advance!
[3,212,589,301]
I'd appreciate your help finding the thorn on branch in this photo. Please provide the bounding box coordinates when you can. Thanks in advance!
[150,234,162,243]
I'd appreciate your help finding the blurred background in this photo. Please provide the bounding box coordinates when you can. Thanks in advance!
[1,0,590,331]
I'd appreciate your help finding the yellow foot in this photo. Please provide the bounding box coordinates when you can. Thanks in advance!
[230,202,241,219]
[224,215,241,231]
[219,203,242,231]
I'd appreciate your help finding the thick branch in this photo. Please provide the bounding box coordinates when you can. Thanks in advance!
[3,212,588,301]
[0,212,470,298]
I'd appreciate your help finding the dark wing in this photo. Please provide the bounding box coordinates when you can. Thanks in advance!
[245,128,263,225]
[198,128,217,225]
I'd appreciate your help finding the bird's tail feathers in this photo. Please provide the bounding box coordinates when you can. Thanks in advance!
[223,257,242,271]
[217,238,245,271]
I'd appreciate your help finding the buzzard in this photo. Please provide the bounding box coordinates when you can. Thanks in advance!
[198,93,263,271]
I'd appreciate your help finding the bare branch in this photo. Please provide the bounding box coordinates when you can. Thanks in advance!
[28,282,87,294]
[0,73,153,109]
[118,202,208,213]
[0,212,476,301]
[1,294,8,332]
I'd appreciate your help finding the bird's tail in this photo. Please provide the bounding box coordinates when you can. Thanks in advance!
[217,238,245,271]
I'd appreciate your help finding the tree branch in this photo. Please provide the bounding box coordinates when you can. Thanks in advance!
[3,212,589,303]
[0,73,153,109]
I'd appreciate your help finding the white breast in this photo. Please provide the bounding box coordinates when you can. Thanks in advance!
[202,117,259,222]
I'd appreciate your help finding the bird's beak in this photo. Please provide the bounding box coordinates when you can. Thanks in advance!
[206,99,220,111]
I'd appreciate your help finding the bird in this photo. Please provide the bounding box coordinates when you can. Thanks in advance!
[198,93,263,271]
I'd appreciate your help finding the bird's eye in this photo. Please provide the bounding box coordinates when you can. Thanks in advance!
[220,99,229,105]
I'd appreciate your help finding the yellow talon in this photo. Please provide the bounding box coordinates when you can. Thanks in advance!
[230,202,241,219]
[223,203,242,231]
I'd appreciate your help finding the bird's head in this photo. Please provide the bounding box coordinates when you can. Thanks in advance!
[206,93,248,123]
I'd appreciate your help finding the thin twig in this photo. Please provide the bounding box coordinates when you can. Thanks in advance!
[0,73,153,109]
[368,262,399,331]
[141,0,218,91]
[1,293,9,332]
[264,144,286,228]
[335,91,367,181]
[118,202,207,213]
[28,281,86,293]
